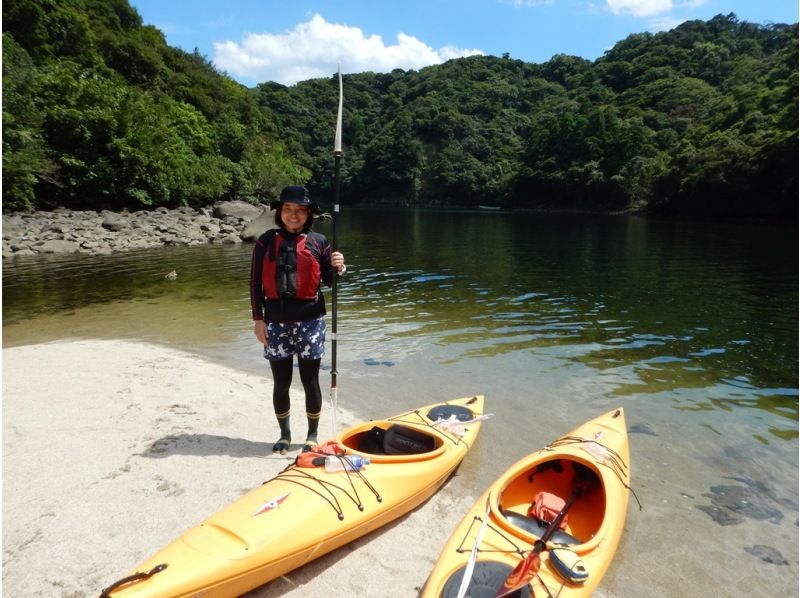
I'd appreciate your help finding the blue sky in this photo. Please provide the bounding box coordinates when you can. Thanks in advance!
[128,0,798,86]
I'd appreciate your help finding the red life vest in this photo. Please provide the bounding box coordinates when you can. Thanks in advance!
[528,492,569,530]
[262,231,322,300]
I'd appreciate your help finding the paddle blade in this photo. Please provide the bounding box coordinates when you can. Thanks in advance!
[329,386,338,434]
[334,66,343,155]
[492,551,540,598]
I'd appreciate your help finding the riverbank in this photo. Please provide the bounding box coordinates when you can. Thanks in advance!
[0,202,633,260]
[1,201,274,258]
[1,339,478,597]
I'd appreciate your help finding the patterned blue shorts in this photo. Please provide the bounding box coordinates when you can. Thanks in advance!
[265,318,326,361]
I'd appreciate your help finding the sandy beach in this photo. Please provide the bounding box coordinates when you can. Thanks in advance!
[2,339,479,598]
[5,338,797,598]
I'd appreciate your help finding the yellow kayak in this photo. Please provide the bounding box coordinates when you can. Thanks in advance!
[101,395,484,597]
[420,408,630,598]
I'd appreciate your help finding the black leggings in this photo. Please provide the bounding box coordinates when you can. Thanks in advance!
[269,357,322,415]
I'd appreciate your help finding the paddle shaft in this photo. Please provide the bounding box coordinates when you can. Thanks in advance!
[330,68,343,401]
[330,150,340,387]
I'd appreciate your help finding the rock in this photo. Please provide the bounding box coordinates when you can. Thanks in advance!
[744,545,789,565]
[8,248,36,257]
[125,239,154,250]
[697,483,785,526]
[218,234,243,244]
[212,200,264,221]
[102,214,128,231]
[2,203,265,258]
[33,239,80,254]
[241,209,273,241]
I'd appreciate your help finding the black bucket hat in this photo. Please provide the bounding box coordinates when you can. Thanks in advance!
[270,185,320,213]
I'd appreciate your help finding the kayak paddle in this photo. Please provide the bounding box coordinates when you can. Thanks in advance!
[329,66,343,434]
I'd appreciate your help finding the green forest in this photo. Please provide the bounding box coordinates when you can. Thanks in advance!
[3,0,798,222]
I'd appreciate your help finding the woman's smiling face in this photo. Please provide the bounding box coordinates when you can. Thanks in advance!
[281,204,309,232]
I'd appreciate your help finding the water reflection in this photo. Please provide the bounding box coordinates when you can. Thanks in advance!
[3,209,797,438]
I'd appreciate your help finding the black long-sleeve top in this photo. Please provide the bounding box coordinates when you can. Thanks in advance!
[250,228,335,323]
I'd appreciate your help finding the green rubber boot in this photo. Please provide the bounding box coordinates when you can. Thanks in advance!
[272,411,291,454]
[303,411,321,452]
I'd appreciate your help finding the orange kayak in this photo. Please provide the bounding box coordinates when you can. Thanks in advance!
[420,408,631,598]
[101,395,485,597]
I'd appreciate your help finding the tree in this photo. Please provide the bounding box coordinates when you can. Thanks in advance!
[237,136,311,202]
[2,34,55,210]
[2,3,796,221]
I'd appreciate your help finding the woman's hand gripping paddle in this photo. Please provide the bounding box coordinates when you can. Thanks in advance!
[492,466,596,598]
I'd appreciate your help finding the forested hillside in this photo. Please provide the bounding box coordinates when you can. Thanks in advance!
[3,0,797,222]
[2,0,309,212]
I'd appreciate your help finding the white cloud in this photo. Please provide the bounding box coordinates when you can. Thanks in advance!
[605,0,674,18]
[212,14,484,86]
[646,15,687,31]
[605,0,709,18]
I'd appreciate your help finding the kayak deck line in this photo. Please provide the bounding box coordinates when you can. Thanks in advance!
[269,459,383,520]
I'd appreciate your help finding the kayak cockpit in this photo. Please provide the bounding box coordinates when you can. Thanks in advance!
[493,457,605,549]
[337,401,482,463]
[338,422,445,463]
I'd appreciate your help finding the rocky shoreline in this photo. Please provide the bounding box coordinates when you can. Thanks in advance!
[2,201,275,259]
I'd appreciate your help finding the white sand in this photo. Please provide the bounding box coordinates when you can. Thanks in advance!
[2,340,476,597]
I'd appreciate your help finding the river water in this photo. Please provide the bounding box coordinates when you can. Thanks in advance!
[3,207,798,595]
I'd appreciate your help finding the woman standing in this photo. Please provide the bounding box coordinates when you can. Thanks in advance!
[250,185,346,454]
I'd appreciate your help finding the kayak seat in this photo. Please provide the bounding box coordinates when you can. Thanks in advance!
[501,509,582,546]
[356,426,387,454]
[383,424,436,455]
[356,424,437,455]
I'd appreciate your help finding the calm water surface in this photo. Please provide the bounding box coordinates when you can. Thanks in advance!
[3,208,798,595]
